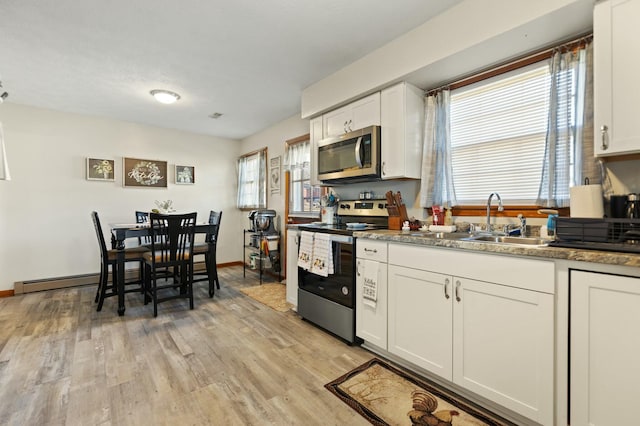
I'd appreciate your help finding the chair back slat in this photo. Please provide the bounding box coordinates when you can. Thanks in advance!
[135,211,152,244]
[205,210,222,243]
[149,212,197,267]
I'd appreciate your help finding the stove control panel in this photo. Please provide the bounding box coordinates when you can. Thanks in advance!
[337,200,388,217]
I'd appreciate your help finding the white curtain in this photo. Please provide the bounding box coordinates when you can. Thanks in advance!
[236,149,266,209]
[419,90,456,208]
[537,41,596,207]
[285,140,310,173]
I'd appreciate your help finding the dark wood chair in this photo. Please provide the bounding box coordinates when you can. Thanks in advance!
[192,210,222,297]
[143,212,197,317]
[91,211,149,312]
[135,210,151,245]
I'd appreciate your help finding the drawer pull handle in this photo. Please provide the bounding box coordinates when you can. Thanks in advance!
[444,278,450,299]
[455,280,461,302]
[364,248,378,253]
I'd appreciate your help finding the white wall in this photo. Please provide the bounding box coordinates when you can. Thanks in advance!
[0,103,241,291]
[239,114,310,232]
[302,0,592,117]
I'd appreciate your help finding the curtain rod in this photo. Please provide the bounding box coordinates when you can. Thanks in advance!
[425,32,593,96]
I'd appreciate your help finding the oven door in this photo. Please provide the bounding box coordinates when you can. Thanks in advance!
[298,234,355,308]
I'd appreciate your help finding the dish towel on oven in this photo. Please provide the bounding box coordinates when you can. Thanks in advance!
[310,232,333,277]
[297,231,314,270]
[362,259,379,308]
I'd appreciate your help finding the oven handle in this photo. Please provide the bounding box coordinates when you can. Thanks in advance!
[329,234,353,244]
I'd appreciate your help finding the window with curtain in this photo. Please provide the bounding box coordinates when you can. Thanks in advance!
[420,36,595,210]
[285,137,321,215]
[237,148,267,209]
[450,63,551,204]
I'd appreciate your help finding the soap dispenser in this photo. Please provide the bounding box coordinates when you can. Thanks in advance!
[444,208,453,226]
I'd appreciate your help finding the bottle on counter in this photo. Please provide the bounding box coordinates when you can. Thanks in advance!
[444,208,453,226]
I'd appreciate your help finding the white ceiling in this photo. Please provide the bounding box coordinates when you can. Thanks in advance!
[0,0,463,140]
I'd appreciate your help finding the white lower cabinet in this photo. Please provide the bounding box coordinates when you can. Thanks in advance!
[285,230,299,309]
[355,239,388,349]
[571,270,640,426]
[388,266,453,378]
[387,243,555,425]
[452,277,554,424]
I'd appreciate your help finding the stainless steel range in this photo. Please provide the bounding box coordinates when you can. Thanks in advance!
[297,200,388,343]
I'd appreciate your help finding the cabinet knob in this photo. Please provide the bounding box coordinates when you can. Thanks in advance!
[600,125,609,150]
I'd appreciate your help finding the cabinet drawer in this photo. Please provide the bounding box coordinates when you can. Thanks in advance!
[356,239,387,262]
[389,243,554,294]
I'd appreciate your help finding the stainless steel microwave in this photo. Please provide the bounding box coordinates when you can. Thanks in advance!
[316,125,381,183]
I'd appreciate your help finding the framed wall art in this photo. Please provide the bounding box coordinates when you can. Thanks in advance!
[175,165,195,185]
[123,157,167,188]
[86,158,115,181]
[270,156,281,194]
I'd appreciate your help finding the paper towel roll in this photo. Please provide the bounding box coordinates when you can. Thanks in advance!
[570,185,604,218]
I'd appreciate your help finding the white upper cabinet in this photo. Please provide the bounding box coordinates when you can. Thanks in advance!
[310,82,424,182]
[322,92,381,138]
[594,0,640,156]
[309,116,323,186]
[380,82,424,180]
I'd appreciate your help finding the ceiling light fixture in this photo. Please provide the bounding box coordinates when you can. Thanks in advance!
[150,89,181,104]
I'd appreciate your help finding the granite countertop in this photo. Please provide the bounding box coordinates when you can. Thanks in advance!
[353,229,640,268]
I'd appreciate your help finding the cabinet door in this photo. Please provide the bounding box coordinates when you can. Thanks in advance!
[309,116,323,186]
[388,265,453,379]
[285,232,299,308]
[594,0,640,156]
[355,258,387,349]
[571,270,640,426]
[452,278,554,425]
[323,105,352,138]
[322,92,381,138]
[350,92,380,131]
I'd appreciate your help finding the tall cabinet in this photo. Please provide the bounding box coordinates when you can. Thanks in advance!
[594,0,640,156]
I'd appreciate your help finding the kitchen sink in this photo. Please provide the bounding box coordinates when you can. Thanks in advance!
[462,235,551,246]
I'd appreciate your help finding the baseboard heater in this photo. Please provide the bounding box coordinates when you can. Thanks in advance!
[13,260,240,295]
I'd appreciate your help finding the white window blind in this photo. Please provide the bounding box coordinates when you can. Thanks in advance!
[450,64,551,205]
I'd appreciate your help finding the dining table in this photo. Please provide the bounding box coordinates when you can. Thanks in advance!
[110,222,218,316]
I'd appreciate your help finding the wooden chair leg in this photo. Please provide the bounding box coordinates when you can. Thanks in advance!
[94,264,104,303]
[97,264,113,312]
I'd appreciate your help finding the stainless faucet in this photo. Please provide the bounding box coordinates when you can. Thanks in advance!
[504,214,527,237]
[486,192,504,233]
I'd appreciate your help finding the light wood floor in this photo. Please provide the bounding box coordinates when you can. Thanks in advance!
[0,266,372,425]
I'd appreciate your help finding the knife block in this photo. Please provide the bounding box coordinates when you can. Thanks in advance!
[388,216,402,230]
